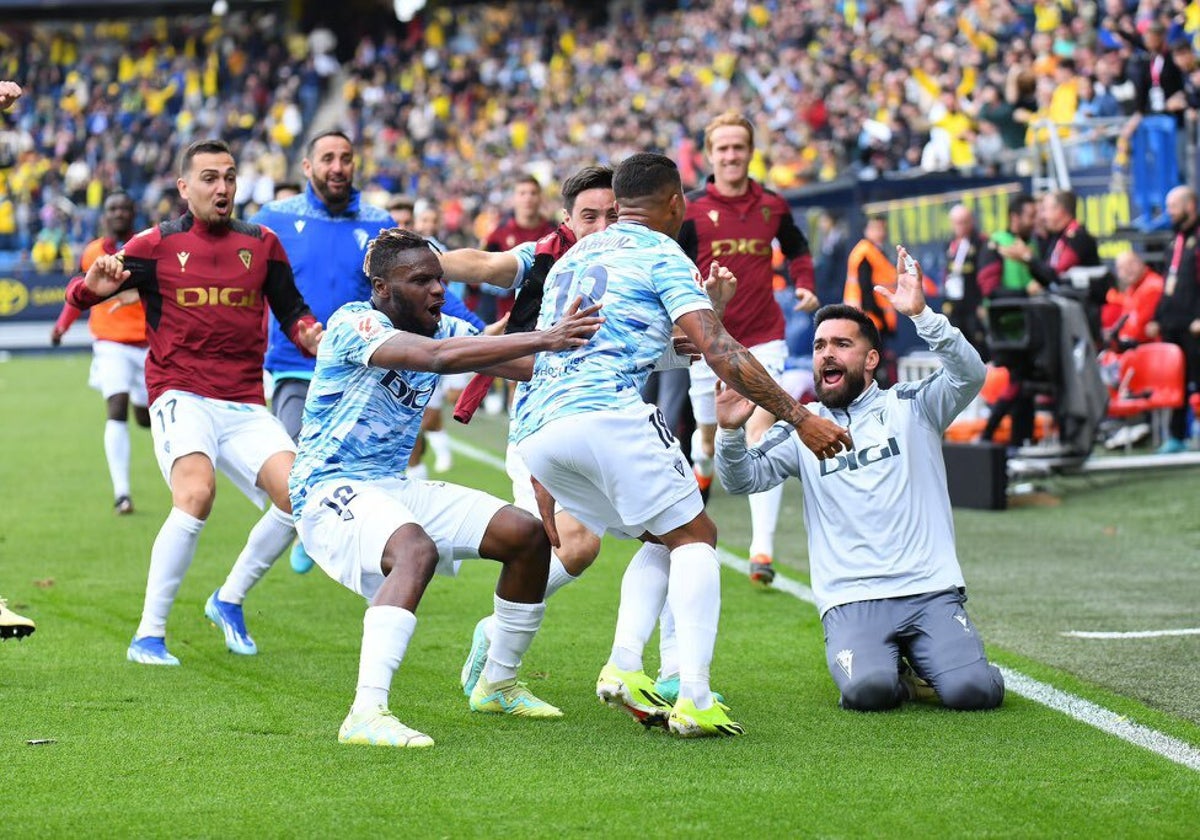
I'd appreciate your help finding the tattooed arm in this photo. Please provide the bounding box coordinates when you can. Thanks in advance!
[674,309,853,456]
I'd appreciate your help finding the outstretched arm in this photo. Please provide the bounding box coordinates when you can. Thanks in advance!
[369,300,602,374]
[878,246,986,429]
[713,382,802,496]
[675,308,853,458]
[439,248,523,288]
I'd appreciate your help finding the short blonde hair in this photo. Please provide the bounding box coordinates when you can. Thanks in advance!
[703,112,755,152]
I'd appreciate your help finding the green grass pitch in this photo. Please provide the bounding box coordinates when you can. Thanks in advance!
[2,353,1198,837]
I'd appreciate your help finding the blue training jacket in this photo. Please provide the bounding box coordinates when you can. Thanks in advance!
[254,184,483,379]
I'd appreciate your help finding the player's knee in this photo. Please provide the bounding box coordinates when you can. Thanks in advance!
[171,478,216,519]
[510,511,551,562]
[106,393,130,421]
[555,528,600,574]
[169,472,216,518]
[383,526,439,582]
[936,663,1005,711]
[840,669,904,712]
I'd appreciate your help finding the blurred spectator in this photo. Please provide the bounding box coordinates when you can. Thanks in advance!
[274,181,302,201]
[944,204,989,356]
[978,192,1042,446]
[1103,250,1164,347]
[813,209,851,315]
[1146,185,1200,453]
[480,174,555,321]
[844,215,898,375]
[387,194,415,228]
[7,0,1200,260]
[3,14,327,257]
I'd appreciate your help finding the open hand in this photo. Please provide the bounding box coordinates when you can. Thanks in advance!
[704,261,737,316]
[794,287,820,313]
[297,319,325,354]
[715,381,756,429]
[543,296,603,350]
[876,245,926,319]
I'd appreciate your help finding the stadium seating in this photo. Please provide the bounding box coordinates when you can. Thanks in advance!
[1107,342,1186,447]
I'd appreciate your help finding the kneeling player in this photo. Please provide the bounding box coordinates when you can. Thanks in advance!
[290,229,602,747]
[715,248,1004,712]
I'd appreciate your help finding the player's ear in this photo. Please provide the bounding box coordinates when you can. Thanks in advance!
[865,348,880,377]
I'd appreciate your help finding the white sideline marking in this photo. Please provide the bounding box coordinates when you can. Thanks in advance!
[448,437,1200,772]
[1063,628,1200,639]
[996,669,1200,771]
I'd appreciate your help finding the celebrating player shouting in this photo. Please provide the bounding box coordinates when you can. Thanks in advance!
[289,229,603,748]
[66,139,323,666]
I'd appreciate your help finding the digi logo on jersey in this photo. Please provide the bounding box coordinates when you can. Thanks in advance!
[711,238,771,257]
[175,286,260,308]
[380,370,433,410]
[819,437,901,476]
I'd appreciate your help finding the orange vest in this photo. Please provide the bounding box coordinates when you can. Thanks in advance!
[81,237,147,344]
[844,239,898,334]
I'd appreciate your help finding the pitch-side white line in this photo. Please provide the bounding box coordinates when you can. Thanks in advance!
[447,436,1200,772]
[1063,628,1200,639]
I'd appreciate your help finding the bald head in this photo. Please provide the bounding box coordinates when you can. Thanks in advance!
[1167,186,1198,231]
[1114,250,1146,290]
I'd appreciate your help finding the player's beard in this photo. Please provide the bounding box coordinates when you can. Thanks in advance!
[385,289,438,337]
[815,366,868,411]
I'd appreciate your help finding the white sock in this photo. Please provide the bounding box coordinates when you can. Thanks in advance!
[427,429,452,461]
[104,419,131,499]
[667,542,721,710]
[477,555,576,645]
[658,600,678,680]
[136,507,205,638]
[609,543,670,673]
[408,463,428,480]
[748,483,783,558]
[691,428,713,476]
[544,553,579,600]
[352,605,417,714]
[484,595,545,684]
[218,506,294,604]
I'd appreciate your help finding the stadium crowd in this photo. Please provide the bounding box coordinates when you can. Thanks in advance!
[0,13,335,263]
[4,0,1200,263]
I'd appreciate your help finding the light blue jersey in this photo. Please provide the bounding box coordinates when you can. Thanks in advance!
[511,221,711,443]
[289,300,478,511]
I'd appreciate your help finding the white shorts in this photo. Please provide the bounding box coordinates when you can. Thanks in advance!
[425,379,445,411]
[506,442,537,514]
[149,389,296,509]
[442,372,472,393]
[505,441,567,518]
[688,338,788,425]
[295,475,509,600]
[89,340,148,405]
[515,402,703,540]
